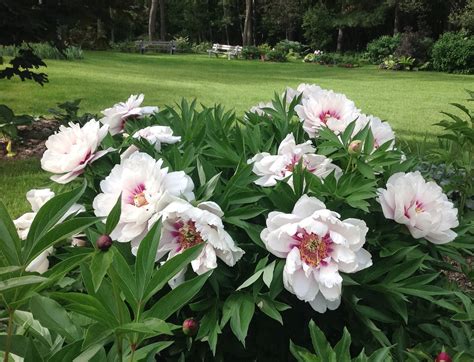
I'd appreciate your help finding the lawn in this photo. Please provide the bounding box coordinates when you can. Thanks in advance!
[0,51,473,218]
[1,51,473,141]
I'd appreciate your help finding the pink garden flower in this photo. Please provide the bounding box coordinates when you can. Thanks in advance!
[377,171,458,244]
[261,195,372,313]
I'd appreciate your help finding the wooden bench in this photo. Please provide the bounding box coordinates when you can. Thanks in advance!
[207,43,242,59]
[135,40,176,54]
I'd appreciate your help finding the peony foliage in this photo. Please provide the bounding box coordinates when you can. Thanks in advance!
[0,88,473,361]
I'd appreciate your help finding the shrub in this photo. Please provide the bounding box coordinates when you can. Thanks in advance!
[174,36,192,53]
[192,41,212,54]
[275,39,305,55]
[394,30,433,63]
[432,32,474,73]
[110,41,136,53]
[0,42,83,60]
[257,43,271,56]
[266,47,287,62]
[366,34,400,64]
[379,55,416,71]
[1,89,472,361]
[0,104,34,157]
[241,45,260,60]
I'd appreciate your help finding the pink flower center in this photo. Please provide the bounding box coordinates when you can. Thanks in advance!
[319,110,340,124]
[293,230,333,267]
[404,200,424,218]
[282,155,317,176]
[127,183,148,207]
[173,220,204,251]
[120,114,140,130]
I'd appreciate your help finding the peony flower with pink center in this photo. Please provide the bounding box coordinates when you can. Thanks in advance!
[377,171,458,244]
[41,119,112,184]
[154,199,244,287]
[248,133,341,187]
[295,90,360,137]
[93,152,194,249]
[261,195,372,313]
[100,94,159,135]
[14,189,84,274]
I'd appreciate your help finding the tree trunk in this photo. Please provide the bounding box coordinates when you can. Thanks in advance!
[109,7,115,43]
[243,0,253,46]
[148,0,158,41]
[159,0,166,40]
[393,1,400,35]
[336,28,343,52]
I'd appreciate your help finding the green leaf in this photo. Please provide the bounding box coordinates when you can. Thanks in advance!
[0,275,48,293]
[26,182,86,245]
[108,247,138,311]
[147,270,212,320]
[48,340,83,362]
[229,292,255,347]
[105,194,121,235]
[13,310,52,347]
[91,250,114,292]
[132,341,174,361]
[27,217,99,265]
[290,340,318,362]
[334,328,351,361]
[368,347,392,362]
[143,243,204,303]
[115,318,173,336]
[0,266,22,275]
[237,269,265,290]
[262,261,276,288]
[135,221,162,299]
[309,320,335,360]
[29,294,82,342]
[0,200,21,265]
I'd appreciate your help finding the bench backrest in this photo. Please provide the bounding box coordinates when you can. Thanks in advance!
[212,43,243,52]
[135,40,174,47]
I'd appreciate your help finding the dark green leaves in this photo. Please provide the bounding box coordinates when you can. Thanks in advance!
[105,194,121,235]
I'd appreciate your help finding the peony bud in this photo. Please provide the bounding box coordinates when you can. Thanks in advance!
[435,351,452,362]
[182,318,199,336]
[96,234,113,251]
[348,140,362,155]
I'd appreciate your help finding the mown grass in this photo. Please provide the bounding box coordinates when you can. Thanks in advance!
[1,51,473,140]
[0,51,472,217]
[0,159,50,218]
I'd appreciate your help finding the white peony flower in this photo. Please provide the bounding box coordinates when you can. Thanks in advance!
[14,189,84,274]
[100,94,159,135]
[93,152,194,248]
[41,119,111,184]
[295,90,360,137]
[155,199,244,287]
[249,101,274,116]
[354,114,395,150]
[121,125,181,159]
[261,195,372,313]
[285,83,324,102]
[377,171,458,244]
[248,133,341,187]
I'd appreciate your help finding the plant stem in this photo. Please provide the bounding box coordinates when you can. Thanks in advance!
[3,309,14,362]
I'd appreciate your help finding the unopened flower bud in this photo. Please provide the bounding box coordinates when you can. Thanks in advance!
[348,140,362,155]
[435,351,452,362]
[182,318,199,336]
[96,234,113,251]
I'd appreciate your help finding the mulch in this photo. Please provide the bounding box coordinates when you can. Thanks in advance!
[0,119,58,160]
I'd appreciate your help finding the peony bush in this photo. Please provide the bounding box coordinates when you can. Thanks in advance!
[0,88,472,361]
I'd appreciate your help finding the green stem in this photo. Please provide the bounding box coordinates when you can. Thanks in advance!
[3,309,14,362]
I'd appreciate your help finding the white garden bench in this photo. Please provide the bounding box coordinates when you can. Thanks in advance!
[136,40,176,54]
[207,44,242,59]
